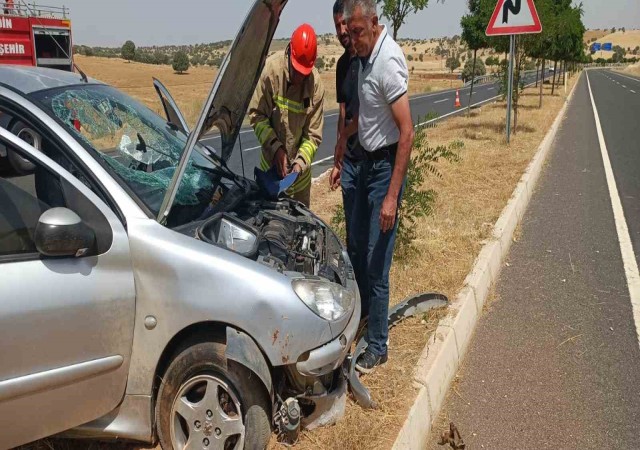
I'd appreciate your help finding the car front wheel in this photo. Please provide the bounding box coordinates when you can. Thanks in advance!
[155,341,271,450]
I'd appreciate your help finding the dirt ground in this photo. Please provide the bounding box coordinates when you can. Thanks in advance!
[19,68,575,450]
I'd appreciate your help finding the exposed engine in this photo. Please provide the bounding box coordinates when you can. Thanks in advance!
[195,198,347,285]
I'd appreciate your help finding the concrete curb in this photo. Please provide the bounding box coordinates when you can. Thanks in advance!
[391,72,583,450]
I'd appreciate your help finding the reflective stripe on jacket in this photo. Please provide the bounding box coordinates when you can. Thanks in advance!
[248,51,324,194]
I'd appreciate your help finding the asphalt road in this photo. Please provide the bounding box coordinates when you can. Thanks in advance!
[202,69,553,178]
[428,70,640,449]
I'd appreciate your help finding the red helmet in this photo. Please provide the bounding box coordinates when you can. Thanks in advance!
[290,23,317,76]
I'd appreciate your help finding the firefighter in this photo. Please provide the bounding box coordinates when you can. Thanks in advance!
[4,0,14,15]
[248,23,325,207]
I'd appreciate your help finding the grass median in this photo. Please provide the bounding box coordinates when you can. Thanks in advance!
[282,73,580,450]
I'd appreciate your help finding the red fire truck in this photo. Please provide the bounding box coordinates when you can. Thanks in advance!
[0,1,73,71]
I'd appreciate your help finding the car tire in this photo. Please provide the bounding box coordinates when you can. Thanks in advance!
[155,341,271,450]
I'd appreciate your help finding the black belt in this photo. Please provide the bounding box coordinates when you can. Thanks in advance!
[364,142,398,161]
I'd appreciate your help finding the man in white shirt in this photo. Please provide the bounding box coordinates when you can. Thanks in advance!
[337,0,415,373]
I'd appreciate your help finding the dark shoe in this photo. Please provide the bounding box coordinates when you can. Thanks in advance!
[355,349,388,374]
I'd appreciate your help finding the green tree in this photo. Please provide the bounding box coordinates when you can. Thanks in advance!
[121,40,136,62]
[462,0,492,112]
[377,0,430,40]
[462,56,486,82]
[445,55,461,72]
[612,45,626,63]
[153,51,168,65]
[172,51,190,74]
[315,56,326,71]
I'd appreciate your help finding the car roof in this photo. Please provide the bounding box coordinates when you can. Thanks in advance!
[0,65,103,94]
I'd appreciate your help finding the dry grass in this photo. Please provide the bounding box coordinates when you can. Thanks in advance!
[621,63,640,77]
[284,74,580,450]
[586,29,640,60]
[584,29,610,44]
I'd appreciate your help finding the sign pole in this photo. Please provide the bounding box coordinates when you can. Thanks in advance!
[506,34,515,144]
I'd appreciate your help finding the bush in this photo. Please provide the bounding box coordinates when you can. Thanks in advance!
[121,40,136,62]
[315,56,325,71]
[446,56,461,73]
[461,57,486,83]
[330,119,463,259]
[172,51,190,73]
[154,51,168,65]
[396,128,462,258]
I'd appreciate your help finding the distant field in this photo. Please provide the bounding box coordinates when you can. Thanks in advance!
[74,54,462,128]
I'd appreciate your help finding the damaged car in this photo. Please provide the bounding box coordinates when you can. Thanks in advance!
[0,0,360,449]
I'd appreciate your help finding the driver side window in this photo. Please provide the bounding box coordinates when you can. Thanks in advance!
[0,143,112,260]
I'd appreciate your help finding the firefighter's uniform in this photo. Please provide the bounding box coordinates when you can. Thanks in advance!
[248,51,325,206]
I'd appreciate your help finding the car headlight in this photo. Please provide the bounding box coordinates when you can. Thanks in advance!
[292,279,354,322]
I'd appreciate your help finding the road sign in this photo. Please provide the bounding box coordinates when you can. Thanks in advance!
[592,43,602,52]
[603,42,613,51]
[486,0,543,36]
[485,0,543,144]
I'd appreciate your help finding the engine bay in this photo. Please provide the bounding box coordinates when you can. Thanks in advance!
[183,194,348,286]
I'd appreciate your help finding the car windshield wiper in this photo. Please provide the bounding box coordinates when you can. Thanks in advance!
[196,144,245,189]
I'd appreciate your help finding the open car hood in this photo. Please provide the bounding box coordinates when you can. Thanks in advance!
[157,0,288,223]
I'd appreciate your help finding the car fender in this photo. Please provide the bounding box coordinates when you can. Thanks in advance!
[225,327,273,396]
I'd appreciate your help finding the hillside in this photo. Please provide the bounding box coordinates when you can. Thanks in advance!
[74,34,500,75]
[586,29,640,60]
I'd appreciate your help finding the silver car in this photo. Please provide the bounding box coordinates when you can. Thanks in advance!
[0,1,360,448]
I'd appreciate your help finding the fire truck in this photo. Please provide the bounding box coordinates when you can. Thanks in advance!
[0,1,73,71]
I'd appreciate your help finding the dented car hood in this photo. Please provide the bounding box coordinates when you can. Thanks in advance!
[157,0,288,223]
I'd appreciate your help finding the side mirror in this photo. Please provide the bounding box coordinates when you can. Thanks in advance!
[35,208,95,258]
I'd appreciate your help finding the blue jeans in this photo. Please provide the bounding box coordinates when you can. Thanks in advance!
[341,157,368,311]
[352,151,404,357]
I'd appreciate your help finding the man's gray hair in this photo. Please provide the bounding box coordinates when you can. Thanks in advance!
[343,0,377,20]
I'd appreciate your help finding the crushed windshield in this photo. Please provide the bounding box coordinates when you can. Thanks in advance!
[31,84,221,219]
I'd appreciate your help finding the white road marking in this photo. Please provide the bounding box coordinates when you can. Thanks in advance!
[434,99,448,104]
[311,155,335,166]
[487,87,495,91]
[610,71,640,84]
[623,85,627,89]
[631,90,637,94]
[586,72,640,349]
[243,145,261,152]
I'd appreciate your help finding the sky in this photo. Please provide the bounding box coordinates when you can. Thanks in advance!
[36,0,640,47]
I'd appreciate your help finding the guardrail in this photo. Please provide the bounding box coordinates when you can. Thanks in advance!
[463,69,542,87]
[2,2,68,19]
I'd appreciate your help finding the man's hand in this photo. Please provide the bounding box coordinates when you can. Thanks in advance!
[291,163,302,174]
[334,137,346,170]
[274,147,288,178]
[379,194,398,233]
[329,166,341,190]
